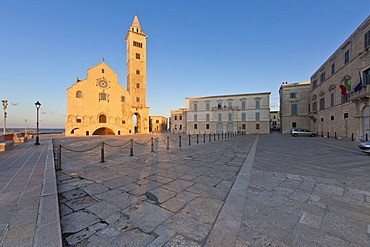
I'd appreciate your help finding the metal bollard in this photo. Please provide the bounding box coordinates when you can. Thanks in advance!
[218,133,220,140]
[100,142,105,163]
[130,139,133,156]
[203,134,206,143]
[189,135,191,145]
[352,133,354,142]
[222,132,224,139]
[179,136,182,147]
[335,132,337,139]
[166,137,169,150]
[56,145,62,171]
[327,132,329,138]
[209,133,211,142]
[197,134,199,144]
[321,131,323,137]
[214,133,216,141]
[151,137,154,153]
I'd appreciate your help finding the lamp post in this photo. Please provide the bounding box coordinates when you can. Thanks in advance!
[35,101,41,145]
[2,100,7,135]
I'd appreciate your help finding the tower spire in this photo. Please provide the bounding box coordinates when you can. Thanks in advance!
[129,15,144,35]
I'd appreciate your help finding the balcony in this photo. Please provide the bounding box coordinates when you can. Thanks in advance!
[212,106,240,111]
[351,84,370,102]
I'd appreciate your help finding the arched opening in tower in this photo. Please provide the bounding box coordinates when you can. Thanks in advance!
[132,113,141,133]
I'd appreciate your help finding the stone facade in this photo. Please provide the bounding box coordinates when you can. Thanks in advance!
[269,111,281,131]
[184,93,271,134]
[279,82,311,134]
[65,16,149,136]
[149,116,168,133]
[309,15,370,140]
[170,108,187,134]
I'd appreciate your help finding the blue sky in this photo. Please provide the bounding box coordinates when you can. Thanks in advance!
[1,0,369,128]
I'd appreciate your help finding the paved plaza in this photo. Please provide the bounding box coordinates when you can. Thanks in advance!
[53,134,370,247]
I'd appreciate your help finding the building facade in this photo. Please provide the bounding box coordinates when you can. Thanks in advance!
[184,93,271,134]
[65,16,150,136]
[149,116,168,133]
[279,82,311,134]
[170,108,187,134]
[309,15,370,140]
[269,111,281,131]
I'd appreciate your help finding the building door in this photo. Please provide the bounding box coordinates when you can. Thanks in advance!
[227,123,233,133]
[362,106,370,139]
[217,123,223,133]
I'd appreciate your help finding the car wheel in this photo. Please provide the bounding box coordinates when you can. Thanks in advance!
[310,134,315,137]
[293,133,298,137]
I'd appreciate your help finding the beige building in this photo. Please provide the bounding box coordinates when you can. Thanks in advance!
[184,93,271,134]
[309,15,370,140]
[279,82,311,134]
[269,111,281,131]
[65,15,150,136]
[170,108,187,134]
[149,116,168,133]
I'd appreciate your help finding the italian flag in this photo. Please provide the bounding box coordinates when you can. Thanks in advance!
[340,78,351,96]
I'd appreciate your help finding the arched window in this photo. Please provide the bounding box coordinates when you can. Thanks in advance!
[76,91,82,98]
[99,115,107,123]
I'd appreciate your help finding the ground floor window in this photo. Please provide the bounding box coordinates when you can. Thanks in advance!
[256,124,260,129]
[292,122,297,128]
[242,124,246,130]
[194,124,197,129]
[206,124,209,129]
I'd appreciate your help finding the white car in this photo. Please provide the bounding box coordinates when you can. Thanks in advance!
[291,128,316,137]
[358,141,370,154]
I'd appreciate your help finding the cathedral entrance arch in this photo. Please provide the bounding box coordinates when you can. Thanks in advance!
[132,113,141,133]
[92,127,115,135]
[362,106,370,139]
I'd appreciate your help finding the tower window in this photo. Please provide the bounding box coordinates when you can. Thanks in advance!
[136,83,140,88]
[76,91,82,98]
[121,96,125,102]
[136,97,140,103]
[133,41,143,48]
[136,53,140,59]
[136,70,140,75]
[102,69,104,73]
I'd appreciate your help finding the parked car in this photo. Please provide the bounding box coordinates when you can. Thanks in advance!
[358,141,370,154]
[291,128,316,137]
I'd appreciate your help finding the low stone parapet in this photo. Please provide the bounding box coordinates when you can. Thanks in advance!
[0,140,14,151]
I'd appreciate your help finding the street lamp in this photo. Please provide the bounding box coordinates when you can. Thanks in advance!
[35,101,41,145]
[2,100,7,135]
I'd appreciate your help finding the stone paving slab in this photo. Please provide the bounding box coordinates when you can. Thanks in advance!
[54,133,370,246]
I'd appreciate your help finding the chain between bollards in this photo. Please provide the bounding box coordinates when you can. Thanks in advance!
[100,141,105,163]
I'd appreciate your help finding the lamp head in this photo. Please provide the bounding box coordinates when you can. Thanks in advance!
[2,100,7,109]
[35,101,41,109]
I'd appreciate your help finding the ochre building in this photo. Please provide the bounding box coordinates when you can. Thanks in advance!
[65,15,149,136]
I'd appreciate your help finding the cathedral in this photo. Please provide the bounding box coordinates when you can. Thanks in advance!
[65,16,150,136]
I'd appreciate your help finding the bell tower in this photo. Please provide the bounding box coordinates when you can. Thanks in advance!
[125,15,147,107]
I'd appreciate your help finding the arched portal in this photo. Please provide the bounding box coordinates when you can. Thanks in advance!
[362,106,370,139]
[132,113,141,133]
[92,127,115,135]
